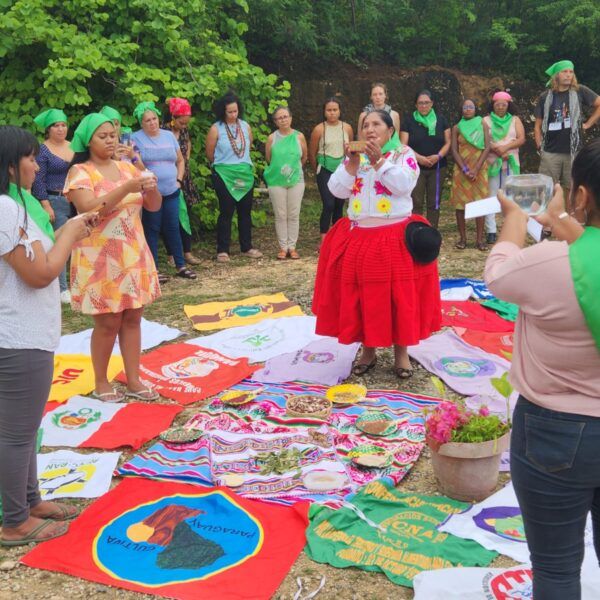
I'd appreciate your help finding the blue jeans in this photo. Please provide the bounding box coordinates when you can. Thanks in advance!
[142,190,185,269]
[48,193,70,292]
[511,395,600,599]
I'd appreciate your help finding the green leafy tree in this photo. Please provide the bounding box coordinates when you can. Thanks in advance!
[0,0,290,229]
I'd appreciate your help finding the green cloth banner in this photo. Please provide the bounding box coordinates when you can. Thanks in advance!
[178,191,191,235]
[457,116,485,150]
[305,480,497,587]
[569,226,600,353]
[213,163,254,202]
[482,298,519,322]
[8,183,55,242]
[263,131,301,188]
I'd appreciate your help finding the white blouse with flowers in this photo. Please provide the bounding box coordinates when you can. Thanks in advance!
[327,146,420,226]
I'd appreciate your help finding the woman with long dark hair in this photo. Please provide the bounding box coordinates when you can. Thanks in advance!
[309,98,354,248]
[65,113,162,403]
[205,92,262,263]
[0,126,94,546]
[313,110,441,379]
[485,139,600,599]
[31,108,74,303]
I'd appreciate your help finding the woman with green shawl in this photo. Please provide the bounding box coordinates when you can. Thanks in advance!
[264,106,308,259]
[484,139,600,599]
[205,92,262,262]
[450,99,491,250]
[0,125,95,546]
[482,91,525,243]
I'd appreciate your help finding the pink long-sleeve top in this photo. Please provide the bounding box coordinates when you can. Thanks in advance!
[484,240,600,416]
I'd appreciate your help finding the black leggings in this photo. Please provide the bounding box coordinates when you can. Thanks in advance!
[317,168,346,234]
[212,170,253,253]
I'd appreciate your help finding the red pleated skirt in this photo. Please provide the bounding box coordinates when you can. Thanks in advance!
[312,216,441,347]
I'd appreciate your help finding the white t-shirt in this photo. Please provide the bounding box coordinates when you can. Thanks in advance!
[0,194,60,351]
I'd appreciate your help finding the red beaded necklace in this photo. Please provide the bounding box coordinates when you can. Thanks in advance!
[224,119,246,158]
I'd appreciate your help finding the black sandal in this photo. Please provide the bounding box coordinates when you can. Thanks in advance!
[352,358,377,376]
[176,267,197,280]
[394,367,413,379]
[157,272,169,284]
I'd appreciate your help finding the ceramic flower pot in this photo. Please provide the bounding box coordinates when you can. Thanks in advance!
[428,431,510,502]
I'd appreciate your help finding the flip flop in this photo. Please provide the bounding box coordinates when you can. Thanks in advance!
[32,502,80,521]
[0,519,69,547]
[454,240,467,250]
[394,367,414,379]
[352,359,377,376]
[176,267,197,279]
[125,387,160,401]
[91,389,125,403]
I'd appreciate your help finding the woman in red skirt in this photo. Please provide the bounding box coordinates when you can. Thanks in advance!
[312,110,441,379]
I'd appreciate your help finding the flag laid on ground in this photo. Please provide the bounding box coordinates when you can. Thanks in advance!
[413,563,600,600]
[409,331,516,405]
[253,337,360,385]
[454,327,514,360]
[21,478,309,600]
[115,343,257,405]
[56,318,182,356]
[37,450,120,500]
[482,298,519,322]
[440,278,495,300]
[40,396,182,449]
[50,355,124,404]
[186,316,322,363]
[119,381,441,503]
[184,293,304,331]
[305,480,497,587]
[441,301,514,332]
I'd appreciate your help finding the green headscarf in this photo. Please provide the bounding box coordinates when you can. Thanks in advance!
[413,109,437,136]
[545,59,574,86]
[7,183,55,242]
[133,101,161,124]
[70,113,113,152]
[457,116,485,150]
[569,226,600,353]
[100,105,122,124]
[33,109,68,131]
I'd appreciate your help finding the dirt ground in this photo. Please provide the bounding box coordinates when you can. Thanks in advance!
[0,185,517,599]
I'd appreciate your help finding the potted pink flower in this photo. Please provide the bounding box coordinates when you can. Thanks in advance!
[425,375,512,502]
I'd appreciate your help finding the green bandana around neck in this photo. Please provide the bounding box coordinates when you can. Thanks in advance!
[7,183,55,242]
[70,113,113,153]
[133,101,161,125]
[457,116,485,150]
[413,109,437,136]
[100,105,122,124]
[34,109,68,131]
[263,130,301,187]
[381,131,402,154]
[489,112,513,142]
[213,163,254,201]
[569,226,600,353]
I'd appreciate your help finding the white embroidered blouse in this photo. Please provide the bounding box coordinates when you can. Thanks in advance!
[327,145,420,225]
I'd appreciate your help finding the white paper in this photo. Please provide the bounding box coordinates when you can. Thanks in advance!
[37,450,120,499]
[527,217,543,242]
[465,196,501,219]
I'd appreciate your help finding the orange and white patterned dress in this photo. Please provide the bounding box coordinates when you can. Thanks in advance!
[64,161,160,315]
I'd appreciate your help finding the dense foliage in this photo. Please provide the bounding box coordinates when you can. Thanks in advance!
[246,0,600,89]
[0,0,290,229]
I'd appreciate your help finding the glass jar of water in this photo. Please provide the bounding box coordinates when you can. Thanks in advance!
[503,174,553,216]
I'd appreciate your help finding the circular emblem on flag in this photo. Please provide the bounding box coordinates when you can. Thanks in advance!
[483,567,533,599]
[472,506,526,542]
[434,356,497,378]
[93,491,263,585]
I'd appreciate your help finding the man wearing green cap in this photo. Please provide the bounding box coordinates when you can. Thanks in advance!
[534,60,600,206]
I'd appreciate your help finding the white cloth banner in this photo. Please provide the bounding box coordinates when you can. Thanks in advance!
[56,318,182,356]
[37,450,120,500]
[439,482,596,564]
[408,330,517,406]
[186,316,322,363]
[40,396,125,447]
[414,562,600,600]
